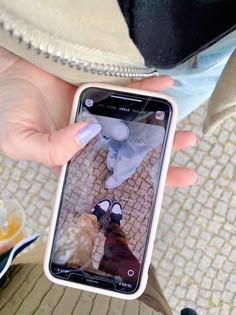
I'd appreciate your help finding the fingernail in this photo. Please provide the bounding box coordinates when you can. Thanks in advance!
[75,124,101,145]
[193,176,200,185]
[194,137,200,146]
[170,79,175,86]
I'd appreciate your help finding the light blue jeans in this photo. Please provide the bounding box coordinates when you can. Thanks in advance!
[159,30,236,120]
[96,116,165,188]
[108,122,164,185]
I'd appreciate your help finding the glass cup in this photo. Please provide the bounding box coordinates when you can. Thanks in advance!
[0,199,25,253]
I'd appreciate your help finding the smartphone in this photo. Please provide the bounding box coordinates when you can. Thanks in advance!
[44,83,178,299]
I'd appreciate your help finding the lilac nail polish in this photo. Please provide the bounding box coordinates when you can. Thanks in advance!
[75,124,101,145]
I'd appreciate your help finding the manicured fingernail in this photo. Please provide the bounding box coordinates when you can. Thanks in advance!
[193,176,200,185]
[75,124,101,145]
[194,137,200,146]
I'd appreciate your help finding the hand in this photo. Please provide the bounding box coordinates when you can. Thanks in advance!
[0,47,198,187]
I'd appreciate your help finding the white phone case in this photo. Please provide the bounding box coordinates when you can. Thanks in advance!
[44,83,178,300]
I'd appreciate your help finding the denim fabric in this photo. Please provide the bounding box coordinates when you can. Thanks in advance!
[96,116,165,189]
[108,122,164,186]
[159,30,236,120]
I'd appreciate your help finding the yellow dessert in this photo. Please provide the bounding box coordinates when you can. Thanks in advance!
[0,214,24,245]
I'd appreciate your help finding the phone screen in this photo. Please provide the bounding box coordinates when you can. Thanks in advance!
[49,87,172,294]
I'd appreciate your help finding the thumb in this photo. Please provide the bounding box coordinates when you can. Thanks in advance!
[8,122,101,166]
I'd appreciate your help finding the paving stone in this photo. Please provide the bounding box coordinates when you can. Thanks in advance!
[200,231,212,242]
[6,180,18,193]
[231,308,236,315]
[185,262,197,277]
[198,256,212,271]
[213,255,227,269]
[197,296,208,308]
[216,273,229,290]
[201,277,212,290]
[181,247,194,260]
[17,160,29,170]
[25,168,37,181]
[207,268,217,280]
[221,291,234,304]
[199,289,211,299]
[162,259,174,273]
[169,296,179,307]
[185,237,197,249]
[229,244,236,256]
[175,286,186,299]
[164,247,176,261]
[227,208,236,223]
[223,261,234,273]
[209,236,225,249]
[219,229,231,242]
[220,303,231,315]
[191,273,202,288]
[226,281,236,293]
[209,307,222,315]
[207,221,222,234]
[221,243,233,256]
[186,284,199,302]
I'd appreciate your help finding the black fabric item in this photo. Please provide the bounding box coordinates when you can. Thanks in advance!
[109,213,122,225]
[118,0,236,68]
[92,206,105,221]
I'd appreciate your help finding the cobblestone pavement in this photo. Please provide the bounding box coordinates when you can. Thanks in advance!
[0,104,235,315]
[59,137,161,267]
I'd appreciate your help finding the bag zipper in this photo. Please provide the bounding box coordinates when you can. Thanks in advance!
[0,10,159,78]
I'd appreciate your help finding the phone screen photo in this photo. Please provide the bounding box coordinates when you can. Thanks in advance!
[48,87,172,294]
